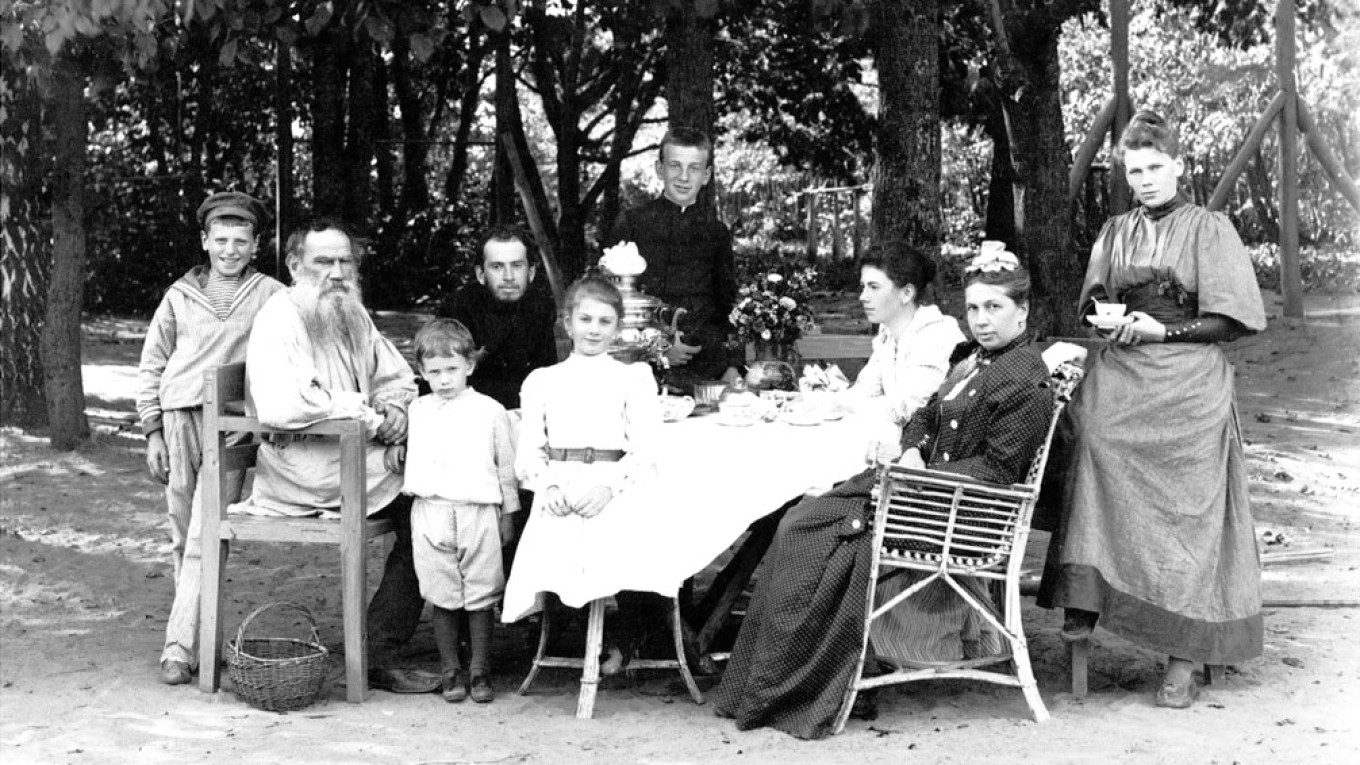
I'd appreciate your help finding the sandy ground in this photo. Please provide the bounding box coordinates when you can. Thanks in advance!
[2,290,1359,765]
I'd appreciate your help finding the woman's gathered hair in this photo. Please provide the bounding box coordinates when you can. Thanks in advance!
[965,262,1032,305]
[563,274,624,320]
[413,318,485,366]
[855,240,938,304]
[1115,110,1181,161]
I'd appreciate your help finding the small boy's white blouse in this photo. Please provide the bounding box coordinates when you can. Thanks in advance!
[402,389,519,513]
[515,353,661,497]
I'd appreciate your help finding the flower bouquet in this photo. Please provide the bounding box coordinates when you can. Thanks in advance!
[728,267,819,348]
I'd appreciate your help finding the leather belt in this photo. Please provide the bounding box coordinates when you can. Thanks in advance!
[547,447,626,464]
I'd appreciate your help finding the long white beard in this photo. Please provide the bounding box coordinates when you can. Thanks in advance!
[291,280,369,355]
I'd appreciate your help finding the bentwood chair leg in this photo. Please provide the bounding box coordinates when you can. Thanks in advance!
[1070,639,1090,698]
[577,598,607,719]
[670,597,704,705]
[517,599,552,696]
[1011,635,1050,722]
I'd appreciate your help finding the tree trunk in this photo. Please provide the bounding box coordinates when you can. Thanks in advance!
[0,68,50,427]
[1247,146,1281,243]
[43,55,90,449]
[275,41,294,274]
[311,25,348,217]
[994,3,1087,338]
[869,0,941,252]
[664,1,717,209]
[445,28,487,205]
[490,32,519,227]
[344,40,378,229]
[392,36,431,216]
[982,100,1016,243]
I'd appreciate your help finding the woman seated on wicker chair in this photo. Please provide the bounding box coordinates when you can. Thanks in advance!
[711,248,1055,740]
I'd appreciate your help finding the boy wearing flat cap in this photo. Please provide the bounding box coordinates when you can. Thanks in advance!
[136,191,284,685]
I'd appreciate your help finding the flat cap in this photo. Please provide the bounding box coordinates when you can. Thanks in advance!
[197,191,267,230]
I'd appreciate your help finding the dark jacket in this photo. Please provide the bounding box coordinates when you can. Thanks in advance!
[442,282,558,410]
[900,338,1055,485]
[612,196,737,377]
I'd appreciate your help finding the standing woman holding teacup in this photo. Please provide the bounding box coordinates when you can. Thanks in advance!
[1037,111,1268,709]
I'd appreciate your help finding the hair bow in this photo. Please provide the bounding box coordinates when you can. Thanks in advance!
[965,241,1020,274]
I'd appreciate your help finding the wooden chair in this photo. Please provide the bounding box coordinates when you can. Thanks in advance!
[832,364,1085,733]
[197,362,395,703]
[517,595,704,719]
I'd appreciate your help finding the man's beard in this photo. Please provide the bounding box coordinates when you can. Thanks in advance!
[292,279,369,354]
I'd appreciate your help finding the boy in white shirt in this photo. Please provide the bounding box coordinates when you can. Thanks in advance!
[386,319,519,703]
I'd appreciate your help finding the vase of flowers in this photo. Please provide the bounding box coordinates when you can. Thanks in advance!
[729,268,817,390]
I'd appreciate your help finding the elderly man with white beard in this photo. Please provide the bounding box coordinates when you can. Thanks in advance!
[239,219,416,516]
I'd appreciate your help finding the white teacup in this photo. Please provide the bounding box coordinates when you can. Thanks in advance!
[1093,301,1127,318]
[660,395,695,422]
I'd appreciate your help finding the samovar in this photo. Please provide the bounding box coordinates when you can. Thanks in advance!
[598,242,682,366]
[604,271,683,365]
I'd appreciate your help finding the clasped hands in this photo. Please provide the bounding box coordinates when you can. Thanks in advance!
[540,485,613,518]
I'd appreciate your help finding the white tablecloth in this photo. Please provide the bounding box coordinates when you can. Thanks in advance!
[501,412,873,621]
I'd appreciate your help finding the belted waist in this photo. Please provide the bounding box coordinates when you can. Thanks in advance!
[547,447,626,464]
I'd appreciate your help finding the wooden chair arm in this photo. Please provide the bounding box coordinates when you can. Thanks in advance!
[215,414,368,438]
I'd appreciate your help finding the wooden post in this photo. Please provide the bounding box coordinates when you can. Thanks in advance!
[831,190,844,259]
[1109,0,1132,215]
[500,132,565,306]
[852,187,864,259]
[1069,98,1116,201]
[805,191,819,260]
[1208,92,1286,212]
[1277,0,1303,317]
[1297,99,1360,213]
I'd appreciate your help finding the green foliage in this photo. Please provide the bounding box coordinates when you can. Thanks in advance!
[365,193,488,311]
[716,0,874,182]
[1248,243,1360,294]
[940,121,988,248]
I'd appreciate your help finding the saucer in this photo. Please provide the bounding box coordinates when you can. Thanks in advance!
[780,413,822,427]
[715,413,758,427]
[1087,315,1133,330]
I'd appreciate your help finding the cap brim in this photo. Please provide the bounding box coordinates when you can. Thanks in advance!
[204,205,258,227]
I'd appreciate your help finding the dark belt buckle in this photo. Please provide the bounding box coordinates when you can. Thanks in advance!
[583,447,596,464]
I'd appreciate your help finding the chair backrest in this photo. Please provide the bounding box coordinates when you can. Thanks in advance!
[875,362,1085,568]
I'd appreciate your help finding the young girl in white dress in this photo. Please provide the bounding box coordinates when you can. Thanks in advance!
[501,276,666,624]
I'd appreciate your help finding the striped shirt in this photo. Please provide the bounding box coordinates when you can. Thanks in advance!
[203,272,243,319]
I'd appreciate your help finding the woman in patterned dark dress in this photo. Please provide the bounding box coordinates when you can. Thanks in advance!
[712,252,1055,739]
[1037,111,1267,709]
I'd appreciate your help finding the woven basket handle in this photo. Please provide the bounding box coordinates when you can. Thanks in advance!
[235,601,322,648]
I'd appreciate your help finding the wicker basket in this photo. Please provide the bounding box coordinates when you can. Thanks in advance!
[228,601,329,712]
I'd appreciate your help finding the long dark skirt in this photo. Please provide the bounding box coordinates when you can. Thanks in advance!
[711,470,875,740]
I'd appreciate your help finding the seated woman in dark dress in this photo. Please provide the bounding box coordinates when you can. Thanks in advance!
[711,249,1055,740]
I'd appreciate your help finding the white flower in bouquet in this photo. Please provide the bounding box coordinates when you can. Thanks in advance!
[600,241,647,276]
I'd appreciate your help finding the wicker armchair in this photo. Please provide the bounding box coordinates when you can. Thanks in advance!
[832,363,1084,733]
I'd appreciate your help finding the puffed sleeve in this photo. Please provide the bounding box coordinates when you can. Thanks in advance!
[1191,211,1267,332]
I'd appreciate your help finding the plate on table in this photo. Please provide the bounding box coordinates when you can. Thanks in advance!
[780,412,823,427]
[821,410,845,421]
[1087,314,1133,330]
